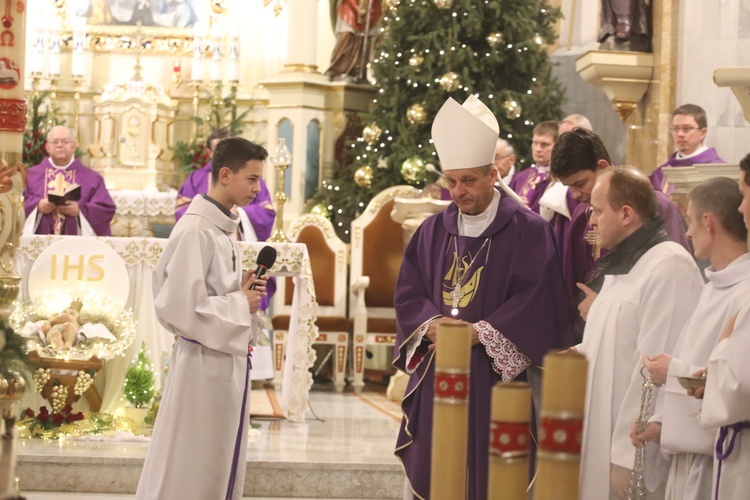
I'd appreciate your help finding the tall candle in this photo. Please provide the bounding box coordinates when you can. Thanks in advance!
[488,382,531,500]
[0,0,27,163]
[29,18,45,75]
[71,16,86,78]
[191,22,204,81]
[226,25,239,83]
[210,29,223,82]
[430,323,472,500]
[534,351,588,500]
[48,16,62,77]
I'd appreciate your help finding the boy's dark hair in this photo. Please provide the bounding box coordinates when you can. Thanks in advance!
[211,137,268,183]
[739,152,750,186]
[551,128,612,180]
[673,104,707,129]
[206,128,234,151]
[689,177,747,242]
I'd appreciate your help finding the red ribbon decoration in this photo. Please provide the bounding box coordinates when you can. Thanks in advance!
[539,416,583,455]
[489,420,529,458]
[434,371,469,402]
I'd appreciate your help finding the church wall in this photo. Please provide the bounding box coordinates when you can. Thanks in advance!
[676,0,750,163]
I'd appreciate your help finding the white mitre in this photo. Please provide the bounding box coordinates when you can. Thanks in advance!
[431,95,499,171]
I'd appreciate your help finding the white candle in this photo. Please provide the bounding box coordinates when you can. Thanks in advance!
[29,20,45,75]
[192,22,204,81]
[71,16,86,78]
[48,16,62,77]
[227,25,239,83]
[210,31,223,82]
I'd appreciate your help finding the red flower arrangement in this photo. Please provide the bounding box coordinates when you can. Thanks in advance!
[23,405,84,429]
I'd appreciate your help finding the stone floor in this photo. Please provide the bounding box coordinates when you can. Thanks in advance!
[19,390,404,499]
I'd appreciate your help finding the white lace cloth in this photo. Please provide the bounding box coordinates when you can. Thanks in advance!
[110,189,176,218]
[405,318,530,381]
[16,235,318,422]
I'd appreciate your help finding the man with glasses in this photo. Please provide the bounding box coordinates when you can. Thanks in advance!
[493,138,516,185]
[23,125,115,236]
[649,104,725,194]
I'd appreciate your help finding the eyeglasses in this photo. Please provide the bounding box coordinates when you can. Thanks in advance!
[670,126,701,134]
[47,139,73,145]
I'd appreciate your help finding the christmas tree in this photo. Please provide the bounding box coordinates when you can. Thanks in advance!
[313,0,564,239]
[123,342,155,409]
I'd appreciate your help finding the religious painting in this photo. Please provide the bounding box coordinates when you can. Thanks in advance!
[76,0,203,29]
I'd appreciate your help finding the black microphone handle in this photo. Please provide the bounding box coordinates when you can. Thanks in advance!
[248,265,267,291]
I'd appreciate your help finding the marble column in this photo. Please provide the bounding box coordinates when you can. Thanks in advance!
[284,0,319,73]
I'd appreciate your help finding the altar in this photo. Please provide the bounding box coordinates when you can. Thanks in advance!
[15,235,318,423]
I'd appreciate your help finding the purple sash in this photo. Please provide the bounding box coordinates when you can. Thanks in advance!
[714,421,750,500]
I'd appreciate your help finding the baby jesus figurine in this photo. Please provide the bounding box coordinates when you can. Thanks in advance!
[46,307,81,350]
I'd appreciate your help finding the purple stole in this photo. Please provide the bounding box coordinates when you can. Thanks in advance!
[649,147,725,194]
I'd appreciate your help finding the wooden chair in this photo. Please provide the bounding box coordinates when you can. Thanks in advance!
[271,214,350,392]
[349,185,419,392]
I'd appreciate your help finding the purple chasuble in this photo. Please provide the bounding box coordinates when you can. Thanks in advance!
[393,194,572,500]
[176,162,276,242]
[649,147,724,194]
[23,158,115,236]
[508,166,550,214]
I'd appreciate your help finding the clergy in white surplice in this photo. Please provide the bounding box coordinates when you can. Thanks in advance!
[698,155,750,500]
[575,167,704,500]
[634,177,750,500]
[136,138,269,500]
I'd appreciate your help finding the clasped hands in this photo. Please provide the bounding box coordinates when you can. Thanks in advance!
[38,198,79,217]
[241,271,267,314]
[426,317,480,350]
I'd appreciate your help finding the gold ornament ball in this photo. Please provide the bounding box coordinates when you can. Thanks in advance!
[486,32,504,47]
[362,123,383,144]
[439,72,460,92]
[504,99,522,119]
[433,0,453,9]
[310,204,330,218]
[408,54,424,67]
[354,166,374,188]
[384,0,400,9]
[406,103,427,124]
[400,157,427,183]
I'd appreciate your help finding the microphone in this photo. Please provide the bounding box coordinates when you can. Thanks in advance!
[249,245,277,290]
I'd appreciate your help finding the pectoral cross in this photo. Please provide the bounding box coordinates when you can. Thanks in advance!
[585,228,601,260]
[450,284,464,316]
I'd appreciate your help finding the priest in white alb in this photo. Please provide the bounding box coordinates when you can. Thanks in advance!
[575,167,703,500]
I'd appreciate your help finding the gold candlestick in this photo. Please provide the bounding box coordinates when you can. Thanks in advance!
[488,382,531,500]
[72,76,82,139]
[268,138,291,243]
[534,350,588,500]
[189,81,202,143]
[430,322,472,500]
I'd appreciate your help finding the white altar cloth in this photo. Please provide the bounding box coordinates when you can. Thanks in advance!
[16,235,318,422]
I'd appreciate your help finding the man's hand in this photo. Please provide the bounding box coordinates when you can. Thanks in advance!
[719,313,738,342]
[57,200,79,217]
[642,353,671,386]
[630,421,661,447]
[38,198,57,215]
[241,272,266,314]
[576,283,598,321]
[610,463,632,499]
[426,317,476,351]
[687,368,706,399]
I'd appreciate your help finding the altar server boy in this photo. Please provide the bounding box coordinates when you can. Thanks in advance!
[136,137,268,500]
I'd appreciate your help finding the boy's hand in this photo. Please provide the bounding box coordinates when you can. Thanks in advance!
[241,272,266,314]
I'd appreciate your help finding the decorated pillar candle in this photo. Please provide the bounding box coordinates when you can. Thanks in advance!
[488,382,531,500]
[48,15,62,77]
[226,25,239,83]
[534,351,588,500]
[28,16,44,75]
[210,25,223,83]
[191,22,204,81]
[430,323,472,500]
[0,0,27,163]
[70,16,86,78]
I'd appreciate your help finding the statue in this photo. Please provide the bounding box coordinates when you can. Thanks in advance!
[599,0,652,52]
[23,302,84,351]
[325,0,382,82]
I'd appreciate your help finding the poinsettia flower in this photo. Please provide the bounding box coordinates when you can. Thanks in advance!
[51,413,64,425]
